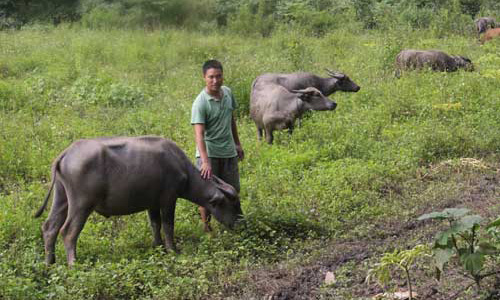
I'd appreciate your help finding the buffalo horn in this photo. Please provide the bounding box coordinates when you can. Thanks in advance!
[326,68,345,79]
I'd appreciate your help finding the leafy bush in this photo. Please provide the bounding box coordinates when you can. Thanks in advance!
[227,2,274,37]
[80,0,217,30]
[367,245,431,300]
[398,3,434,29]
[430,3,474,37]
[419,209,500,293]
[276,1,339,36]
[353,0,377,29]
[277,32,313,71]
[80,3,126,30]
[69,75,146,107]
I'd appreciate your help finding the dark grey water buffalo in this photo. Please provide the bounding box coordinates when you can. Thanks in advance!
[250,71,360,144]
[255,70,361,97]
[251,85,335,144]
[395,50,474,76]
[475,17,497,35]
[35,136,242,265]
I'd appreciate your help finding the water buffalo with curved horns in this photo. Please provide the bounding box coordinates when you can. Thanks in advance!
[255,69,361,97]
[250,70,360,144]
[35,136,243,265]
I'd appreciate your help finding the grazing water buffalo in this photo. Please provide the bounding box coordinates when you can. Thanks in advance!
[35,136,242,265]
[255,70,361,97]
[250,71,360,144]
[481,28,500,44]
[395,50,474,76]
[475,17,497,35]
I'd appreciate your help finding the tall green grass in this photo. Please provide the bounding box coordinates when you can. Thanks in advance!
[0,24,498,299]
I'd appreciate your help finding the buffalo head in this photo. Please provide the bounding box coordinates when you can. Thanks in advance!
[453,56,474,71]
[326,69,361,93]
[207,175,243,229]
[292,87,336,111]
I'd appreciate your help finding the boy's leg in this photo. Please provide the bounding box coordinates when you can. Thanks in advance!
[196,157,221,232]
[219,156,240,193]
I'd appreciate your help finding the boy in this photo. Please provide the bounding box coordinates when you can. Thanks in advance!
[191,60,244,232]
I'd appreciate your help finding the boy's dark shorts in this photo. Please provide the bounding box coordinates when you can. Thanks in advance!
[196,156,240,193]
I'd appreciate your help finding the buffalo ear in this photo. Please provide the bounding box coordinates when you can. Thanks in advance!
[292,87,323,101]
[292,88,313,101]
[332,73,345,80]
[211,175,239,200]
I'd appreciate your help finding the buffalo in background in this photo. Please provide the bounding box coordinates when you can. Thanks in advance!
[395,50,474,77]
[250,71,360,144]
[475,17,497,36]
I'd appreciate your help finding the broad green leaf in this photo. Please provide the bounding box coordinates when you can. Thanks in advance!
[443,215,483,236]
[486,217,500,230]
[435,231,451,246]
[434,232,455,247]
[418,208,469,221]
[460,252,484,275]
[418,211,448,221]
[477,242,498,255]
[442,208,470,218]
[435,224,468,246]
[433,248,453,272]
[456,215,483,231]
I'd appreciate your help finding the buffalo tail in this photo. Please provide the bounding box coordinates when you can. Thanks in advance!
[34,152,64,218]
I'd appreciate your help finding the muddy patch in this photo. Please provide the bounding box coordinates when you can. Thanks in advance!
[218,162,499,300]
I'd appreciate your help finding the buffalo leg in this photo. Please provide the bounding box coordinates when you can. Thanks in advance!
[257,127,263,141]
[148,209,163,247]
[160,198,178,252]
[41,181,68,264]
[265,128,274,144]
[59,202,93,266]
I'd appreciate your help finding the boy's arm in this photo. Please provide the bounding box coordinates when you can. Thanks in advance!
[231,115,244,161]
[194,124,212,179]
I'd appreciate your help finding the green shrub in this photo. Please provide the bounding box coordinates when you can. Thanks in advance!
[69,75,146,107]
[227,4,273,37]
[80,0,217,30]
[418,209,500,294]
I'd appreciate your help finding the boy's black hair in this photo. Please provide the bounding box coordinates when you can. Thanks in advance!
[202,60,223,75]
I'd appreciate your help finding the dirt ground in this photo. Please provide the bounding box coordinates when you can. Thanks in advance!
[221,161,500,300]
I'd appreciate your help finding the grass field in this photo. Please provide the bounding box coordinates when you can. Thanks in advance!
[0,24,499,299]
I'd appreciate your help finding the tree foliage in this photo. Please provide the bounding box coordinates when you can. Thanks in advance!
[0,0,79,26]
[1,0,499,31]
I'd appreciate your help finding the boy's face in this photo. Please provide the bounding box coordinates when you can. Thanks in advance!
[204,68,223,95]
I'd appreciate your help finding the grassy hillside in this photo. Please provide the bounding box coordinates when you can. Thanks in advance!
[0,24,498,299]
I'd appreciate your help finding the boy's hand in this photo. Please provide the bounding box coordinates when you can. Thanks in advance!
[200,160,212,179]
[236,144,244,161]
